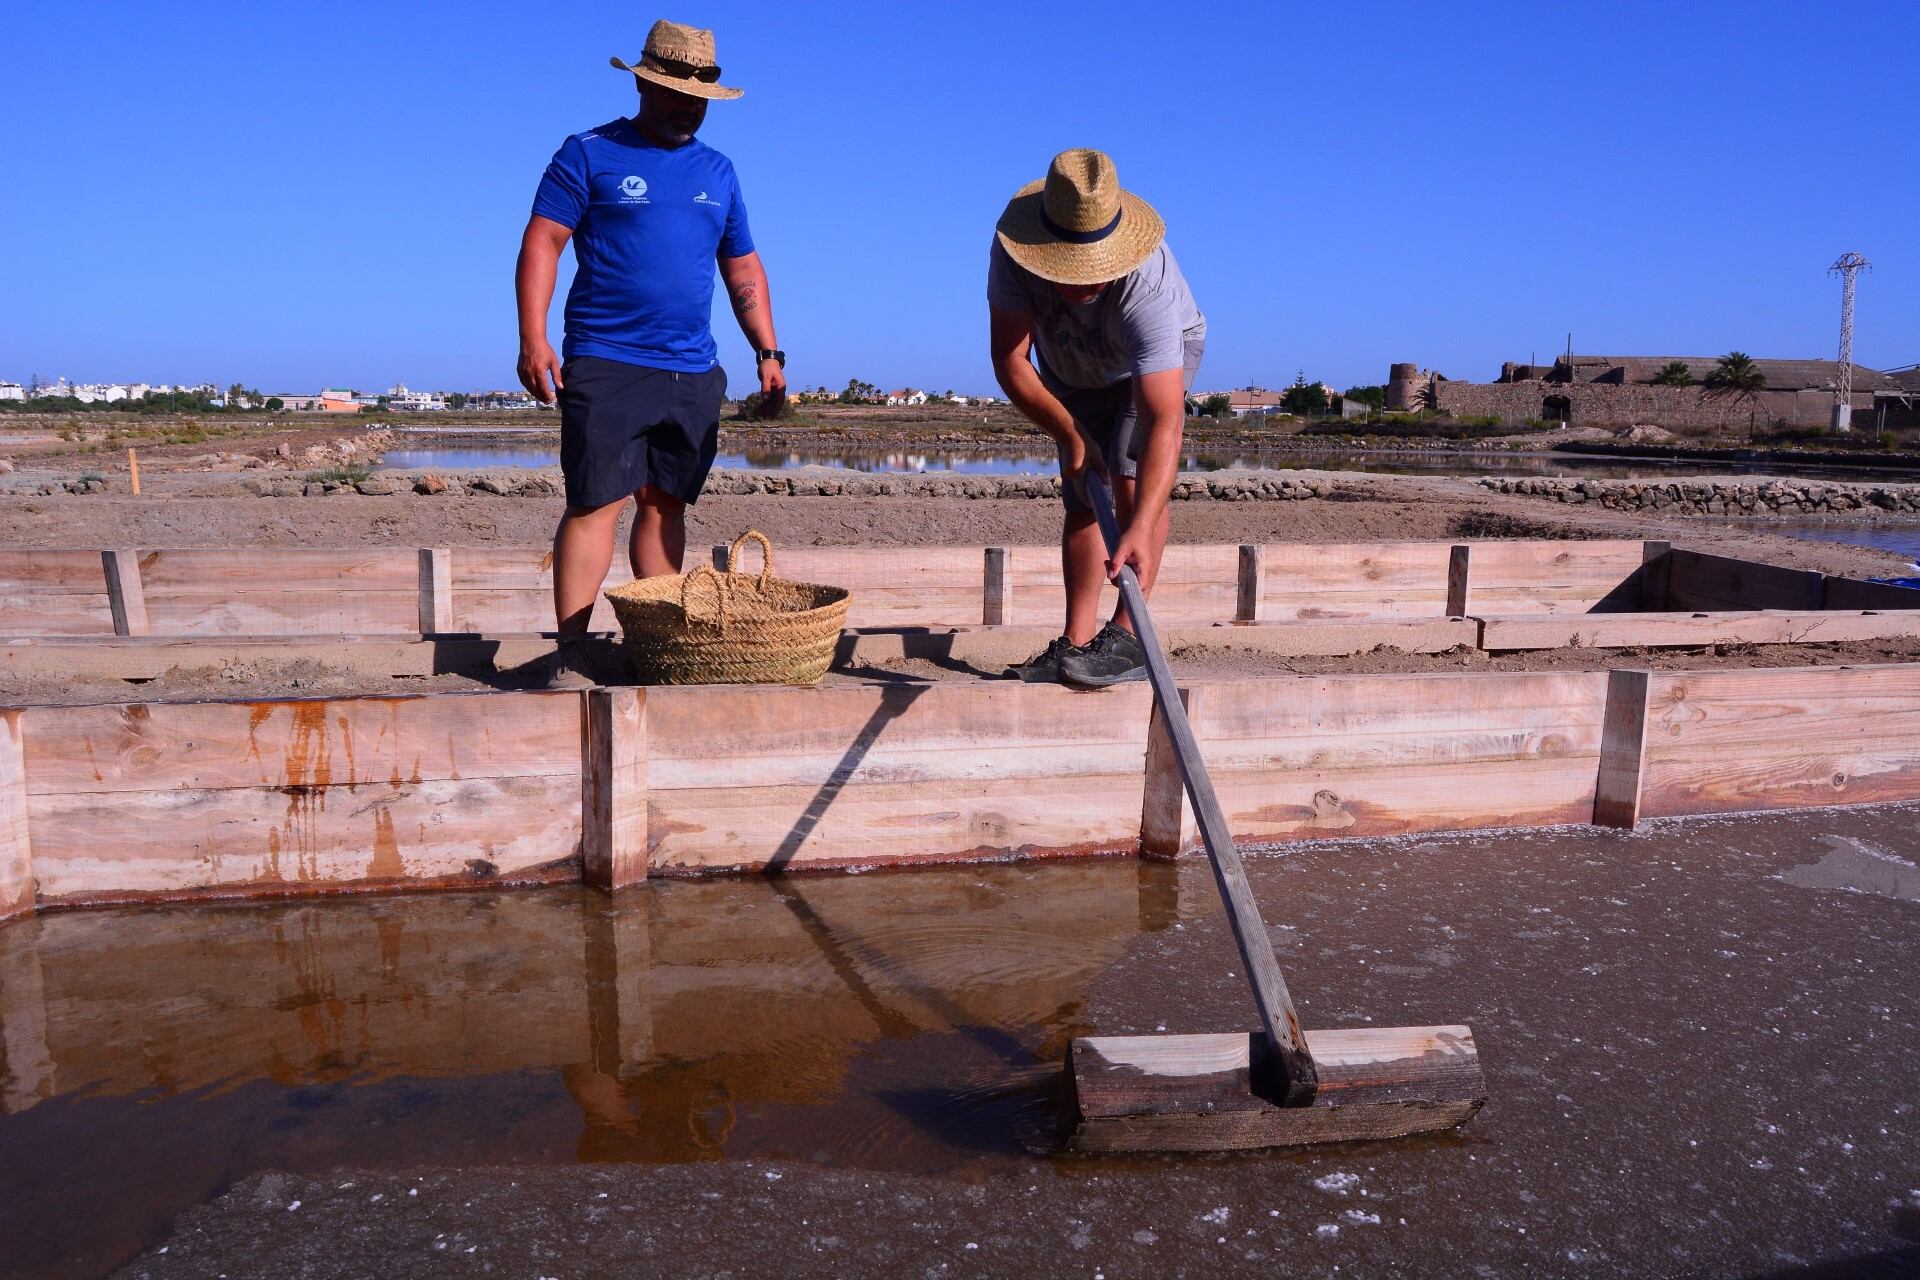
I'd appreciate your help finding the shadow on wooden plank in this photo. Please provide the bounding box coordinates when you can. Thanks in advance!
[762,684,932,874]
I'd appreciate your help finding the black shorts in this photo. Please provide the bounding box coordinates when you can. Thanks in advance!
[558,356,728,509]
[1042,336,1204,514]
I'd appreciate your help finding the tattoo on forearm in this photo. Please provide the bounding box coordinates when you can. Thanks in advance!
[731,284,759,315]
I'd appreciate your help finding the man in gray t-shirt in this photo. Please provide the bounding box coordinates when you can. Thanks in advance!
[988,149,1206,688]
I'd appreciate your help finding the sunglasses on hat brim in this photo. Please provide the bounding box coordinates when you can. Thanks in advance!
[642,55,722,83]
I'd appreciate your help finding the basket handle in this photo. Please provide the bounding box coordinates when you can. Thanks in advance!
[727,530,775,592]
[677,564,731,630]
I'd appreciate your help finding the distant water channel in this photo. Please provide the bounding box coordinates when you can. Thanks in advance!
[1770,523,1920,587]
[380,443,1920,483]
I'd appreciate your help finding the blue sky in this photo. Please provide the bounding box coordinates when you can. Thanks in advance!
[3,0,1914,398]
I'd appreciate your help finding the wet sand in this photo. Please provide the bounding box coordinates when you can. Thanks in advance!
[2,805,1913,1277]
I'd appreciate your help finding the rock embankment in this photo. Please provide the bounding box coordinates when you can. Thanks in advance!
[236,467,1338,501]
[1481,475,1920,516]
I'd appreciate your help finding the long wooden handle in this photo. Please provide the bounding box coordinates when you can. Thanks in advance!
[1084,471,1318,1106]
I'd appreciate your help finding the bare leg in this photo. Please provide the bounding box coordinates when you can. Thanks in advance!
[1107,473,1170,636]
[553,499,626,635]
[627,484,687,579]
[1061,508,1109,646]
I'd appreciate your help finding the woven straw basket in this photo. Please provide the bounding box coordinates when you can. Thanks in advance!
[604,530,852,686]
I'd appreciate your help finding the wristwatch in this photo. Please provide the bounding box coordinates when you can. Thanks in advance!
[755,348,785,368]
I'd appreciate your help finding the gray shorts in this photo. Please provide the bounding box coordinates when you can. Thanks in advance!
[1041,336,1204,514]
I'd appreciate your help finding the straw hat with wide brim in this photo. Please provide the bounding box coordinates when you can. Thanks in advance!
[610,19,743,101]
[995,149,1165,285]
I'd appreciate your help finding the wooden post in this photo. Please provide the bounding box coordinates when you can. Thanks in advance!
[1445,544,1471,617]
[982,547,1011,625]
[1593,668,1652,828]
[417,548,454,634]
[0,711,31,923]
[583,687,648,891]
[101,550,150,637]
[127,447,140,496]
[1640,541,1672,612]
[1234,545,1265,622]
[1141,685,1202,859]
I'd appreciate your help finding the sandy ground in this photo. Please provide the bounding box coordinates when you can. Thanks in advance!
[0,470,1913,580]
[100,803,1920,1280]
[10,635,1920,708]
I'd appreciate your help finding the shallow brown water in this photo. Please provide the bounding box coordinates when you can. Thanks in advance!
[0,860,1187,1279]
[9,809,1920,1279]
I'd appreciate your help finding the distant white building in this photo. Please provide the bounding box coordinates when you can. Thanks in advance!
[885,388,928,406]
[0,382,24,401]
[468,389,540,410]
[386,383,448,411]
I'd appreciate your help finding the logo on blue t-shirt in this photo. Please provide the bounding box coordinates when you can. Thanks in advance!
[693,190,721,205]
[619,175,649,203]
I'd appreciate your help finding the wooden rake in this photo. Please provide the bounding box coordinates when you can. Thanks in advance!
[1063,471,1486,1153]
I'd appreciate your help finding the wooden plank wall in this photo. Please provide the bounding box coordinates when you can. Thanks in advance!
[450,547,632,633]
[750,546,987,629]
[3,662,1920,916]
[1821,573,1920,611]
[1259,542,1456,620]
[1639,664,1920,817]
[1465,540,1652,614]
[10,540,1910,640]
[1664,549,1826,613]
[19,692,585,902]
[138,549,422,635]
[0,552,117,636]
[641,682,1156,873]
[1158,672,1612,843]
[1478,609,1920,652]
[1006,543,1238,627]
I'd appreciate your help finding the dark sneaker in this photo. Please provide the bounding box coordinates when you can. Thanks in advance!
[1006,634,1080,684]
[1059,623,1148,688]
[545,637,598,691]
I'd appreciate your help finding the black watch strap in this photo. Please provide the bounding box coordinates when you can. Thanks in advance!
[756,348,786,369]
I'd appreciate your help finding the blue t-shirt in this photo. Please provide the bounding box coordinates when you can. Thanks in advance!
[531,120,754,372]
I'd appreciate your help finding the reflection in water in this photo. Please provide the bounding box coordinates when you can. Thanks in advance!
[0,861,1192,1278]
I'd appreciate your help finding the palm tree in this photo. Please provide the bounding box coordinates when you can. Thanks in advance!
[1651,361,1695,387]
[1703,352,1766,406]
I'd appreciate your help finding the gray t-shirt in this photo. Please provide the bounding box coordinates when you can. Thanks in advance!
[987,238,1207,391]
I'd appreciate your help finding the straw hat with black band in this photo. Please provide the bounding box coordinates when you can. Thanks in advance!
[995,149,1166,286]
[610,19,743,101]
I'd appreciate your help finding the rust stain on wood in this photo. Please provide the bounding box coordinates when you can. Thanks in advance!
[646,815,707,854]
[368,807,404,880]
[337,713,357,789]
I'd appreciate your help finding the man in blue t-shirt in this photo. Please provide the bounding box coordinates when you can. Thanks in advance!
[516,19,786,687]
